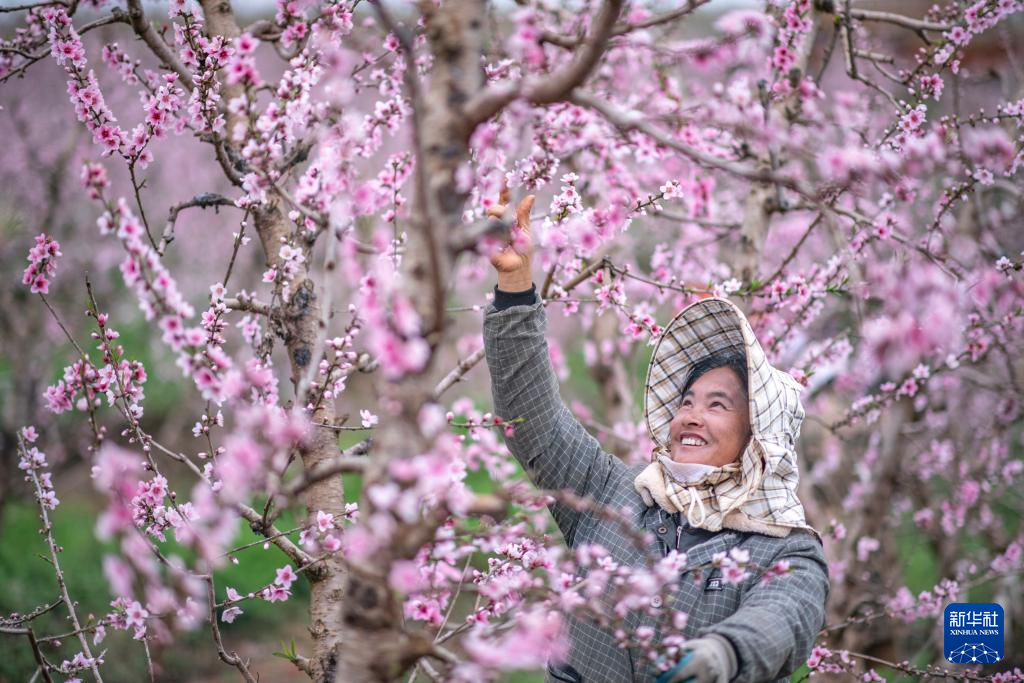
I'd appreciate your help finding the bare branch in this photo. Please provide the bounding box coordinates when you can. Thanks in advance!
[128,160,158,251]
[241,18,282,41]
[543,0,709,48]
[223,295,273,316]
[202,574,259,683]
[526,0,622,103]
[464,0,625,127]
[760,213,824,287]
[123,0,194,89]
[653,209,740,231]
[853,49,895,65]
[0,0,67,13]
[0,626,55,683]
[283,456,367,497]
[432,347,485,400]
[283,438,371,498]
[1,13,126,84]
[235,503,315,568]
[849,8,950,33]
[159,192,236,255]
[0,598,64,628]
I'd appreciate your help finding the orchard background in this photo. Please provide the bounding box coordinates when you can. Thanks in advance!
[1,0,1022,681]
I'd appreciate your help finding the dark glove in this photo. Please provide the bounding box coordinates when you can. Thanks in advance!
[655,634,738,683]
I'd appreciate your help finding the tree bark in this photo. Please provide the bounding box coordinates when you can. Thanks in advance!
[735,10,819,285]
[197,4,349,679]
[332,2,488,681]
[832,400,910,660]
[256,207,350,683]
[590,310,636,459]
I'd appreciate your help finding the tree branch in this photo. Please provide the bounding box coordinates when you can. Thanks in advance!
[848,8,949,33]
[17,438,104,683]
[235,503,314,568]
[1,13,126,84]
[160,192,236,255]
[0,627,55,683]
[202,574,259,683]
[0,0,67,13]
[431,347,485,400]
[123,0,194,90]
[283,439,371,498]
[223,295,272,316]
[464,0,625,128]
[542,0,709,48]
[571,89,810,195]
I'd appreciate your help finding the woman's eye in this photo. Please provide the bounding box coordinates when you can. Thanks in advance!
[712,401,724,408]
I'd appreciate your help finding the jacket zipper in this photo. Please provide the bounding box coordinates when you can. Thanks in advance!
[675,515,683,551]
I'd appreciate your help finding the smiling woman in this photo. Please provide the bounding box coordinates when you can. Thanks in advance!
[484,193,829,683]
[637,297,818,539]
[669,355,752,468]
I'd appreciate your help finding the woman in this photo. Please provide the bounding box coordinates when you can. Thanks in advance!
[482,194,829,683]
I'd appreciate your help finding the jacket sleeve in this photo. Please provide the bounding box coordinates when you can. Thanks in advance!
[482,291,626,545]
[699,531,829,683]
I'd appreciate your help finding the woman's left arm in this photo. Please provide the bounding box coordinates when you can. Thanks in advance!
[699,532,830,683]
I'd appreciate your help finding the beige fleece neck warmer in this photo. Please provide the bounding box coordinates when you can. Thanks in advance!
[634,449,793,538]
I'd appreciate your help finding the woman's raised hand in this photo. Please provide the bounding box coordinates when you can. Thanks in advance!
[487,183,536,291]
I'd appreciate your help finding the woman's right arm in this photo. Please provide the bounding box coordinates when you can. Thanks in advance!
[482,193,624,543]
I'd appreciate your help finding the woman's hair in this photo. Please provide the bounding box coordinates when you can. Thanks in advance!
[680,352,748,400]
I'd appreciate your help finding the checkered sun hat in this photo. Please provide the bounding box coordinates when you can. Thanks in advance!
[640,297,817,537]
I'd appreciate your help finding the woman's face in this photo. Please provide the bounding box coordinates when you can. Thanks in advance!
[668,366,751,466]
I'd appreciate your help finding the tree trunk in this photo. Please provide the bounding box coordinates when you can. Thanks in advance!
[197,3,351,676]
[332,2,488,681]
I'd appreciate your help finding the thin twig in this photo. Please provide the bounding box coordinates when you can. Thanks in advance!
[0,0,69,12]
[431,347,485,400]
[202,574,259,683]
[1,13,126,84]
[759,213,823,287]
[128,161,158,251]
[159,193,236,255]
[18,438,105,683]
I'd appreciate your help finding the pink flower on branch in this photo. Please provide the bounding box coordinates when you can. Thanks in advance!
[275,564,298,589]
[21,233,61,294]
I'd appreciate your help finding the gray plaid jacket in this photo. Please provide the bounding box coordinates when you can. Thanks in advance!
[483,296,829,683]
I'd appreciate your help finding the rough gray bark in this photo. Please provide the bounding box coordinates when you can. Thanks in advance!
[735,9,819,285]
[197,3,350,680]
[331,2,490,681]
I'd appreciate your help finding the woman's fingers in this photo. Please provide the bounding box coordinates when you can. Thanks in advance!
[484,189,534,243]
[498,178,510,207]
[516,195,535,233]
